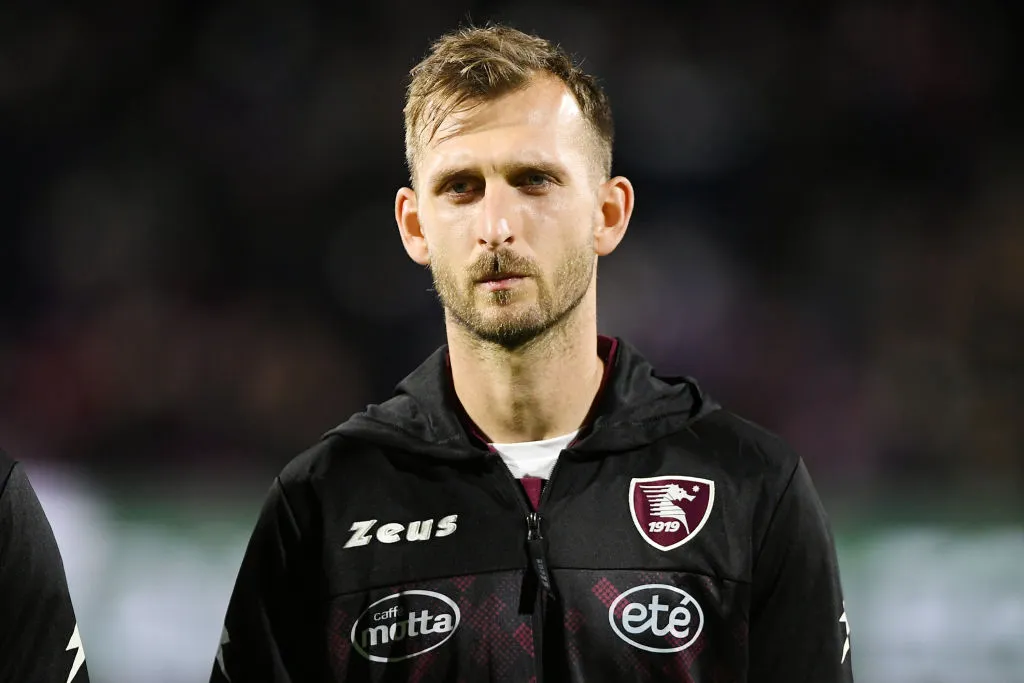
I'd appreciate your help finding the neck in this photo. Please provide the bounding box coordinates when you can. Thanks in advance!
[447,299,604,444]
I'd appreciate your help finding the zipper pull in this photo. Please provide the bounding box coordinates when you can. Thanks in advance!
[526,512,557,599]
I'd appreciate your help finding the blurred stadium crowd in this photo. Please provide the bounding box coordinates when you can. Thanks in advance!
[2,3,1022,681]
[1,1,1021,499]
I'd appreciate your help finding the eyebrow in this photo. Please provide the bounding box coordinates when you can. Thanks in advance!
[428,160,568,193]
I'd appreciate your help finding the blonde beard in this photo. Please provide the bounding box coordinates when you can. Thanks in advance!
[430,245,595,350]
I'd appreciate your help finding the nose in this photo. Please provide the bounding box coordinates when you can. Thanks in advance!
[477,187,516,249]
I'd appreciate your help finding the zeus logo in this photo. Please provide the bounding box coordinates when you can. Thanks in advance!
[344,515,458,549]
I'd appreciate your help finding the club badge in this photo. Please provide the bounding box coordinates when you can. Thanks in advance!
[629,476,715,551]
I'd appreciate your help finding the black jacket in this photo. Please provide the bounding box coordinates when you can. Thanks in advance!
[0,450,90,683]
[212,337,854,682]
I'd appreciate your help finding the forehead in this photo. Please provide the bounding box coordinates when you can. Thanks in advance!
[419,77,592,179]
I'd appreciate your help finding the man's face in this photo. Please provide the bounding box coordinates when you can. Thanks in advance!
[414,76,603,349]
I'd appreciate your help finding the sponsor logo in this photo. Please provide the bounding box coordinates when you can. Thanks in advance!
[609,584,704,653]
[629,476,714,551]
[351,590,461,663]
[343,514,458,549]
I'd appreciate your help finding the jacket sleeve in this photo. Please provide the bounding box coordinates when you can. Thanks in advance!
[211,476,325,682]
[748,458,854,682]
[0,459,90,683]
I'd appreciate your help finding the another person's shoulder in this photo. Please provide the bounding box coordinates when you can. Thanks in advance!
[0,448,13,485]
[0,448,20,495]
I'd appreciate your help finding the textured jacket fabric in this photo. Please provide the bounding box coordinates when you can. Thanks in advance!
[212,337,854,682]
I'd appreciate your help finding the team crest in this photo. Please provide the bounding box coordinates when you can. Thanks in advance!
[629,476,715,551]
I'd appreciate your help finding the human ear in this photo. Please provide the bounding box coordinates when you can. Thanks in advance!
[395,187,430,265]
[594,176,634,256]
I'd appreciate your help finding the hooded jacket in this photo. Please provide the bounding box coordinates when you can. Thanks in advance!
[212,337,854,682]
[0,450,90,683]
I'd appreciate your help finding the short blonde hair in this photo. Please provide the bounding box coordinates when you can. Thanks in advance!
[403,24,614,185]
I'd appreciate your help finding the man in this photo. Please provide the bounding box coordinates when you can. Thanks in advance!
[212,24,854,682]
[0,449,89,682]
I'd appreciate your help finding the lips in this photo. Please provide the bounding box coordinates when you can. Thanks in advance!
[475,273,528,292]
[476,273,527,283]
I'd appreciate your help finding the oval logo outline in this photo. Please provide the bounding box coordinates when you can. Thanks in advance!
[350,589,461,663]
[608,583,705,653]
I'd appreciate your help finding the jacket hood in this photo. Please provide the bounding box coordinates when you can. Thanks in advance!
[325,337,718,459]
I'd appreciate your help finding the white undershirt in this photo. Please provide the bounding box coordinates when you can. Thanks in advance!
[490,431,578,479]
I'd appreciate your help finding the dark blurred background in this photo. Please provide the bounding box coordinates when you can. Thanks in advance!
[1,2,1021,681]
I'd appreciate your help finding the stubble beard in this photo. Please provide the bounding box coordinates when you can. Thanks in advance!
[430,244,595,351]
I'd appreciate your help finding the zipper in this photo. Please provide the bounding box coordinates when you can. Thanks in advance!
[494,451,564,600]
[525,449,565,599]
[526,512,556,597]
[538,449,566,509]
[525,510,549,683]
[491,447,569,683]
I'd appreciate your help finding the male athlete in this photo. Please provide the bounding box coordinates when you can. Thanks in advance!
[0,449,89,682]
[212,24,854,682]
